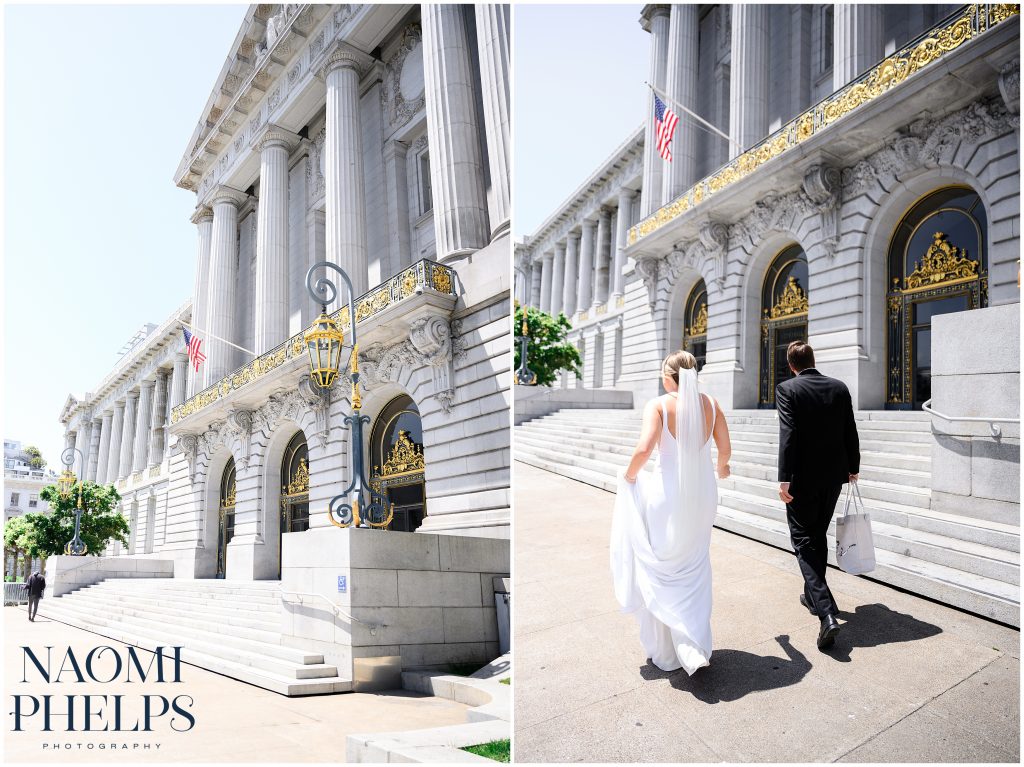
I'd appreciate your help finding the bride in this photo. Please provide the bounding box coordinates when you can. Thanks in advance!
[610,350,732,674]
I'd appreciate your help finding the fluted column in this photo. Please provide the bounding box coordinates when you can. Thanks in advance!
[133,381,155,473]
[383,139,412,271]
[149,370,169,467]
[72,429,87,477]
[86,418,102,482]
[729,4,770,157]
[539,253,554,314]
[253,127,298,354]
[171,353,188,407]
[423,4,490,259]
[613,189,636,301]
[640,4,671,217]
[118,393,138,481]
[529,264,541,307]
[550,244,566,316]
[105,403,126,483]
[593,208,612,307]
[663,4,699,200]
[577,219,597,312]
[474,3,511,238]
[563,233,580,318]
[189,207,213,397]
[95,412,114,485]
[833,4,884,90]
[205,188,244,387]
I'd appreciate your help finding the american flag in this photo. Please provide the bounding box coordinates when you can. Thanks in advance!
[182,327,207,372]
[654,94,679,162]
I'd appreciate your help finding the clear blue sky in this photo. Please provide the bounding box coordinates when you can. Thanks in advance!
[513,3,648,238]
[4,4,246,470]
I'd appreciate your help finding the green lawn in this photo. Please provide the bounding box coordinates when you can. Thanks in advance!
[461,739,510,763]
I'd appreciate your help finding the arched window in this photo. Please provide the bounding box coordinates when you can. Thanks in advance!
[682,280,708,372]
[886,187,987,409]
[216,459,235,579]
[759,245,809,408]
[280,432,309,542]
[370,396,426,533]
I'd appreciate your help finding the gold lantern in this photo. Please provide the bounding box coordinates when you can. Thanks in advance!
[304,311,345,388]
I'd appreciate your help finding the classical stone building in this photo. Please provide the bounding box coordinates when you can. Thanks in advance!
[516,4,1020,625]
[55,3,511,695]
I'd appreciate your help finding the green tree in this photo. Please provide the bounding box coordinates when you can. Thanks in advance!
[4,515,41,580]
[35,482,128,559]
[513,303,583,387]
[23,445,46,470]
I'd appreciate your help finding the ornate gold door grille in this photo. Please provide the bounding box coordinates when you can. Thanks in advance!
[371,430,426,532]
[683,281,708,371]
[759,247,809,408]
[216,461,236,579]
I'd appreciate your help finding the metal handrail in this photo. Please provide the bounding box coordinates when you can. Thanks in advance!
[279,589,385,634]
[921,399,1019,437]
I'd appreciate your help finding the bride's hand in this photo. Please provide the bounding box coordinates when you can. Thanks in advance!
[717,462,730,479]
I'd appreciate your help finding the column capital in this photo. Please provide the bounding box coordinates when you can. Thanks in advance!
[126,389,140,402]
[319,42,374,80]
[640,4,671,31]
[251,124,301,154]
[207,185,248,209]
[567,230,582,244]
[541,251,555,263]
[190,206,214,225]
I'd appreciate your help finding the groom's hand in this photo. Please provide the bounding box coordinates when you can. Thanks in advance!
[849,473,859,483]
[779,482,793,503]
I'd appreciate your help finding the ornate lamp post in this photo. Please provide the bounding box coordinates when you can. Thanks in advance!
[59,447,88,556]
[305,262,393,529]
[514,316,537,385]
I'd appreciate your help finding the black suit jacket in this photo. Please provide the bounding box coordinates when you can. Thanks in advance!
[776,368,860,489]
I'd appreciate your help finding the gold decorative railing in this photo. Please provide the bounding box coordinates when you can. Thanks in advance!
[628,4,1019,247]
[171,259,458,424]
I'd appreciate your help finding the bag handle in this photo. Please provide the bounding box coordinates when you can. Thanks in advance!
[840,480,866,519]
[841,483,853,519]
[851,479,866,513]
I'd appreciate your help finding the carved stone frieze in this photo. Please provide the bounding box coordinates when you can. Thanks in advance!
[306,126,326,201]
[382,25,425,131]
[800,165,842,258]
[999,58,1019,115]
[698,221,730,287]
[297,375,332,449]
[635,257,661,311]
[226,409,254,469]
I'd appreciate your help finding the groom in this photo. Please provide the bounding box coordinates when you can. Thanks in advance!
[775,341,860,649]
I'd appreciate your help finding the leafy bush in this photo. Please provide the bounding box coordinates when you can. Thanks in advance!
[513,304,582,387]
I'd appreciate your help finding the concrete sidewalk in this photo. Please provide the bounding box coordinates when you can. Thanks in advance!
[513,462,1020,763]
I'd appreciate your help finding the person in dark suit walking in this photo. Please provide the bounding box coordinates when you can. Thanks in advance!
[775,341,860,649]
[26,570,45,621]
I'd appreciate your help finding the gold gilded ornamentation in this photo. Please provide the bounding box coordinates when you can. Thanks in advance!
[689,304,708,336]
[616,295,625,308]
[284,458,309,496]
[578,310,589,321]
[401,269,418,298]
[888,293,902,321]
[379,431,425,478]
[221,478,236,509]
[149,466,161,478]
[990,4,1019,24]
[903,232,979,290]
[769,277,809,319]
[432,265,452,294]
[131,471,143,484]
[596,303,608,316]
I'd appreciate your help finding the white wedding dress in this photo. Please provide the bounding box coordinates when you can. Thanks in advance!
[610,370,718,674]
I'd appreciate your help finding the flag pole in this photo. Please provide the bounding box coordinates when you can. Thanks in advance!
[179,320,256,357]
[645,81,744,155]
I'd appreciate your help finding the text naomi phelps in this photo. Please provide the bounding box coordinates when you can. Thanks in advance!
[9,645,196,733]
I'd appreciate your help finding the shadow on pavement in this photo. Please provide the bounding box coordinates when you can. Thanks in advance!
[640,634,811,703]
[826,602,943,662]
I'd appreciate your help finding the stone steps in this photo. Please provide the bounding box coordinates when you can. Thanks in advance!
[515,408,1020,627]
[39,578,351,696]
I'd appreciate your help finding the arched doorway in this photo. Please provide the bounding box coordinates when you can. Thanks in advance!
[759,245,809,408]
[886,187,988,409]
[370,395,426,532]
[682,279,708,371]
[279,432,309,577]
[216,459,235,579]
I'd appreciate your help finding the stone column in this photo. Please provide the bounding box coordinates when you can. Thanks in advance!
[171,353,188,407]
[149,370,169,467]
[86,418,102,481]
[105,402,125,483]
[549,244,566,316]
[663,4,700,200]
[323,46,369,297]
[133,381,155,473]
[253,127,298,355]
[729,4,770,157]
[578,220,597,313]
[833,4,884,90]
[593,208,612,308]
[72,428,87,478]
[422,4,490,259]
[383,139,412,271]
[563,233,580,318]
[474,3,511,238]
[189,207,213,397]
[95,411,114,485]
[529,264,541,307]
[205,188,244,387]
[640,4,671,217]
[539,252,554,314]
[118,393,138,481]
[613,189,636,301]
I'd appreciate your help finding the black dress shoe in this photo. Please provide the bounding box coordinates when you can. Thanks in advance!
[799,594,818,616]
[817,614,840,649]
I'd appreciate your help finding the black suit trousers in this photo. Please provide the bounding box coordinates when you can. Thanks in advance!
[785,482,843,618]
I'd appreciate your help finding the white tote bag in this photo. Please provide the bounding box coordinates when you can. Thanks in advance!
[835,482,876,574]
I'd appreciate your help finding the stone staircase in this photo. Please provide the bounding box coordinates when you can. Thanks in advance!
[39,578,352,696]
[516,408,1020,626]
